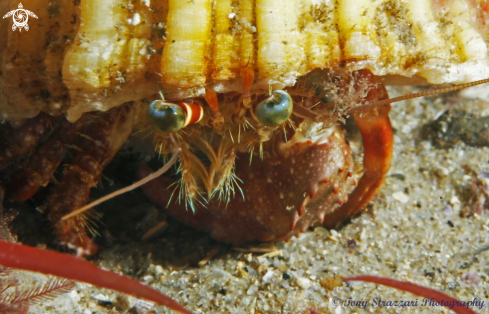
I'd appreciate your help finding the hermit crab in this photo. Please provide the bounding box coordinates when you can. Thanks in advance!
[1,0,489,254]
[1,0,489,313]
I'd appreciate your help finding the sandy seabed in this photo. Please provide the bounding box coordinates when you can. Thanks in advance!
[26,84,489,314]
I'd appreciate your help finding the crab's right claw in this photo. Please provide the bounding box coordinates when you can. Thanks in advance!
[323,70,393,228]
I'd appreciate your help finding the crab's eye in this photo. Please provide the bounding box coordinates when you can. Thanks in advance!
[255,90,293,127]
[148,100,186,133]
[148,100,203,133]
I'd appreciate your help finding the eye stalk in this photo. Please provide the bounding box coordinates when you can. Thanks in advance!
[255,90,293,127]
[147,93,204,133]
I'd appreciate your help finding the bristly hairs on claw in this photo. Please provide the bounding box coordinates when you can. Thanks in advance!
[210,147,244,206]
[210,139,239,197]
[247,141,255,165]
[150,133,207,214]
[169,166,207,213]
[211,166,244,207]
[168,131,245,210]
[178,150,209,210]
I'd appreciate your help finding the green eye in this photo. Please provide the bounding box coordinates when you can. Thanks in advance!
[255,90,293,127]
[147,100,187,133]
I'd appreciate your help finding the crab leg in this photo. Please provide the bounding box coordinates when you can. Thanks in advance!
[323,70,393,228]
[47,104,135,254]
[8,116,88,202]
[0,113,54,171]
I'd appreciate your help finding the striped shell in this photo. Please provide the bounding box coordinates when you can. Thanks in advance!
[0,0,488,122]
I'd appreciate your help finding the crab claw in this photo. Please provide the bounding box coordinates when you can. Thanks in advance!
[139,124,356,246]
[323,70,393,228]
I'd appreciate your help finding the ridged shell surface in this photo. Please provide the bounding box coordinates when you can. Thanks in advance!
[1,0,488,121]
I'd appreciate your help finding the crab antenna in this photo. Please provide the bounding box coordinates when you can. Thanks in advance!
[347,77,489,114]
[61,149,182,221]
[344,276,477,314]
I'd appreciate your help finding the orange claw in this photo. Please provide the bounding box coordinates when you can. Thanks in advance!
[324,70,393,228]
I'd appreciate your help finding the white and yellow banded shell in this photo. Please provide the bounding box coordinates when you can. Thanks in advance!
[1,0,488,121]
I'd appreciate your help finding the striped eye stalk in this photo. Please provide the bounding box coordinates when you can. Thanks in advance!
[148,93,204,133]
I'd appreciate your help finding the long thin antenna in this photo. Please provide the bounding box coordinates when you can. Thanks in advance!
[347,77,489,114]
[61,149,182,221]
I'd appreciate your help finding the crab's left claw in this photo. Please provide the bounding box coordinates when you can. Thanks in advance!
[324,70,393,228]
